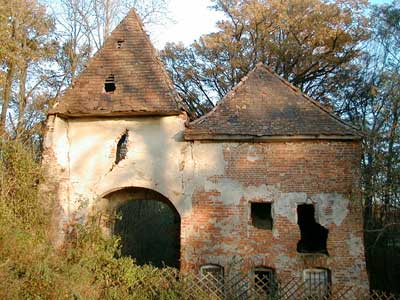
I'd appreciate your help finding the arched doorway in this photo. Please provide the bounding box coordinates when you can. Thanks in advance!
[104,187,180,268]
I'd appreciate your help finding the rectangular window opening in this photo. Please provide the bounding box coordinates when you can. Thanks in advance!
[200,265,224,296]
[303,268,331,299]
[251,202,273,229]
[297,204,328,254]
[104,74,116,94]
[254,267,277,296]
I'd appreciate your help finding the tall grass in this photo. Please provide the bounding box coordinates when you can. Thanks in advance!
[0,140,206,300]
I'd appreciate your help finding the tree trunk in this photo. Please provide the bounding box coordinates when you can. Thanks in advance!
[363,144,374,226]
[0,63,15,137]
[16,62,28,138]
[103,0,111,40]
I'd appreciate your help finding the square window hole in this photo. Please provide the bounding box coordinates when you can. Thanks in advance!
[251,202,273,229]
[104,74,116,94]
[116,40,124,49]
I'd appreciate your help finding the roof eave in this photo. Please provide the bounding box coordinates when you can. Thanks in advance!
[48,110,183,118]
[184,132,362,142]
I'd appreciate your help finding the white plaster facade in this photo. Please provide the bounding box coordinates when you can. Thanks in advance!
[44,113,353,239]
[42,111,369,294]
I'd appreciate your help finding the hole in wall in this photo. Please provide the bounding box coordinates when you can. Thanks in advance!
[116,40,124,49]
[297,204,328,254]
[104,74,116,93]
[251,202,273,229]
[115,130,128,164]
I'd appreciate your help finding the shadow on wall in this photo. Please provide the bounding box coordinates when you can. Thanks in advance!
[70,116,188,269]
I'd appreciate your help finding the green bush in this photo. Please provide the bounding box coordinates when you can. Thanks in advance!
[0,140,207,300]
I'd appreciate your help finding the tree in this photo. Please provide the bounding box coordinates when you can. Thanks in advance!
[161,1,400,291]
[49,0,93,90]
[43,0,171,111]
[0,0,171,140]
[47,0,170,53]
[161,0,370,117]
[331,1,400,215]
[0,0,55,138]
[328,1,400,292]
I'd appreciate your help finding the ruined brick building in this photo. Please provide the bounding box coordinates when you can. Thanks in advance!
[42,9,369,292]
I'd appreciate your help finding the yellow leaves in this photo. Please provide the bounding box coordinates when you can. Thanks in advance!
[220,0,369,58]
[162,0,372,116]
[370,85,379,97]
[0,0,54,65]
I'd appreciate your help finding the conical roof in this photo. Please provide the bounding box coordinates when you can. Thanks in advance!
[50,9,182,117]
[185,64,361,140]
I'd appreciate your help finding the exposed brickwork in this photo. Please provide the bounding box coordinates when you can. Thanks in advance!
[43,8,368,294]
[180,140,368,290]
[40,116,71,246]
[220,141,361,193]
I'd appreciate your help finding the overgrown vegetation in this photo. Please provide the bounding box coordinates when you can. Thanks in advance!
[0,140,206,300]
[0,0,399,295]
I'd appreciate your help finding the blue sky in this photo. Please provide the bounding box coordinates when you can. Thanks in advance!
[151,0,394,49]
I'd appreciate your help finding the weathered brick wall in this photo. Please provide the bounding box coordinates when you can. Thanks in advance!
[181,140,368,290]
[40,115,72,246]
[42,6,367,292]
[42,114,368,291]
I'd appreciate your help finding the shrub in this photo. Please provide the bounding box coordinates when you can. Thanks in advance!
[0,140,207,300]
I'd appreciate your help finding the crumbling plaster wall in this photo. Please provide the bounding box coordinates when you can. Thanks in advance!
[43,114,192,218]
[42,113,368,290]
[180,140,368,291]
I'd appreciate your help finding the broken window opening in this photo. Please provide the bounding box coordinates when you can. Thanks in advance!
[115,130,128,164]
[200,264,224,293]
[104,74,116,93]
[116,40,125,49]
[297,204,328,254]
[303,268,331,299]
[254,267,277,296]
[251,202,273,229]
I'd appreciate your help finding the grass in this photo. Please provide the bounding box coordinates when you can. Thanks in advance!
[0,140,207,300]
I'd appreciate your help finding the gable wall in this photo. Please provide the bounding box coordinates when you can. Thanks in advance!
[181,139,368,291]
[42,114,368,291]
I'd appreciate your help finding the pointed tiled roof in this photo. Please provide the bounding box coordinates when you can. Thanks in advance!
[184,64,361,140]
[50,9,182,117]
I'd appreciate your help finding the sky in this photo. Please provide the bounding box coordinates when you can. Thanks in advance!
[150,0,394,50]
[150,0,224,49]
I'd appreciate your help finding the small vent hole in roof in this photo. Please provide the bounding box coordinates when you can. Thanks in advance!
[116,40,124,49]
[104,74,116,94]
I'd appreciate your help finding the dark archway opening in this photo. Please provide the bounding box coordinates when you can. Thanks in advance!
[109,188,180,268]
[297,204,329,254]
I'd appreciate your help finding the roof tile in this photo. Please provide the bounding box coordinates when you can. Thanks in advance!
[50,9,182,117]
[185,64,361,140]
